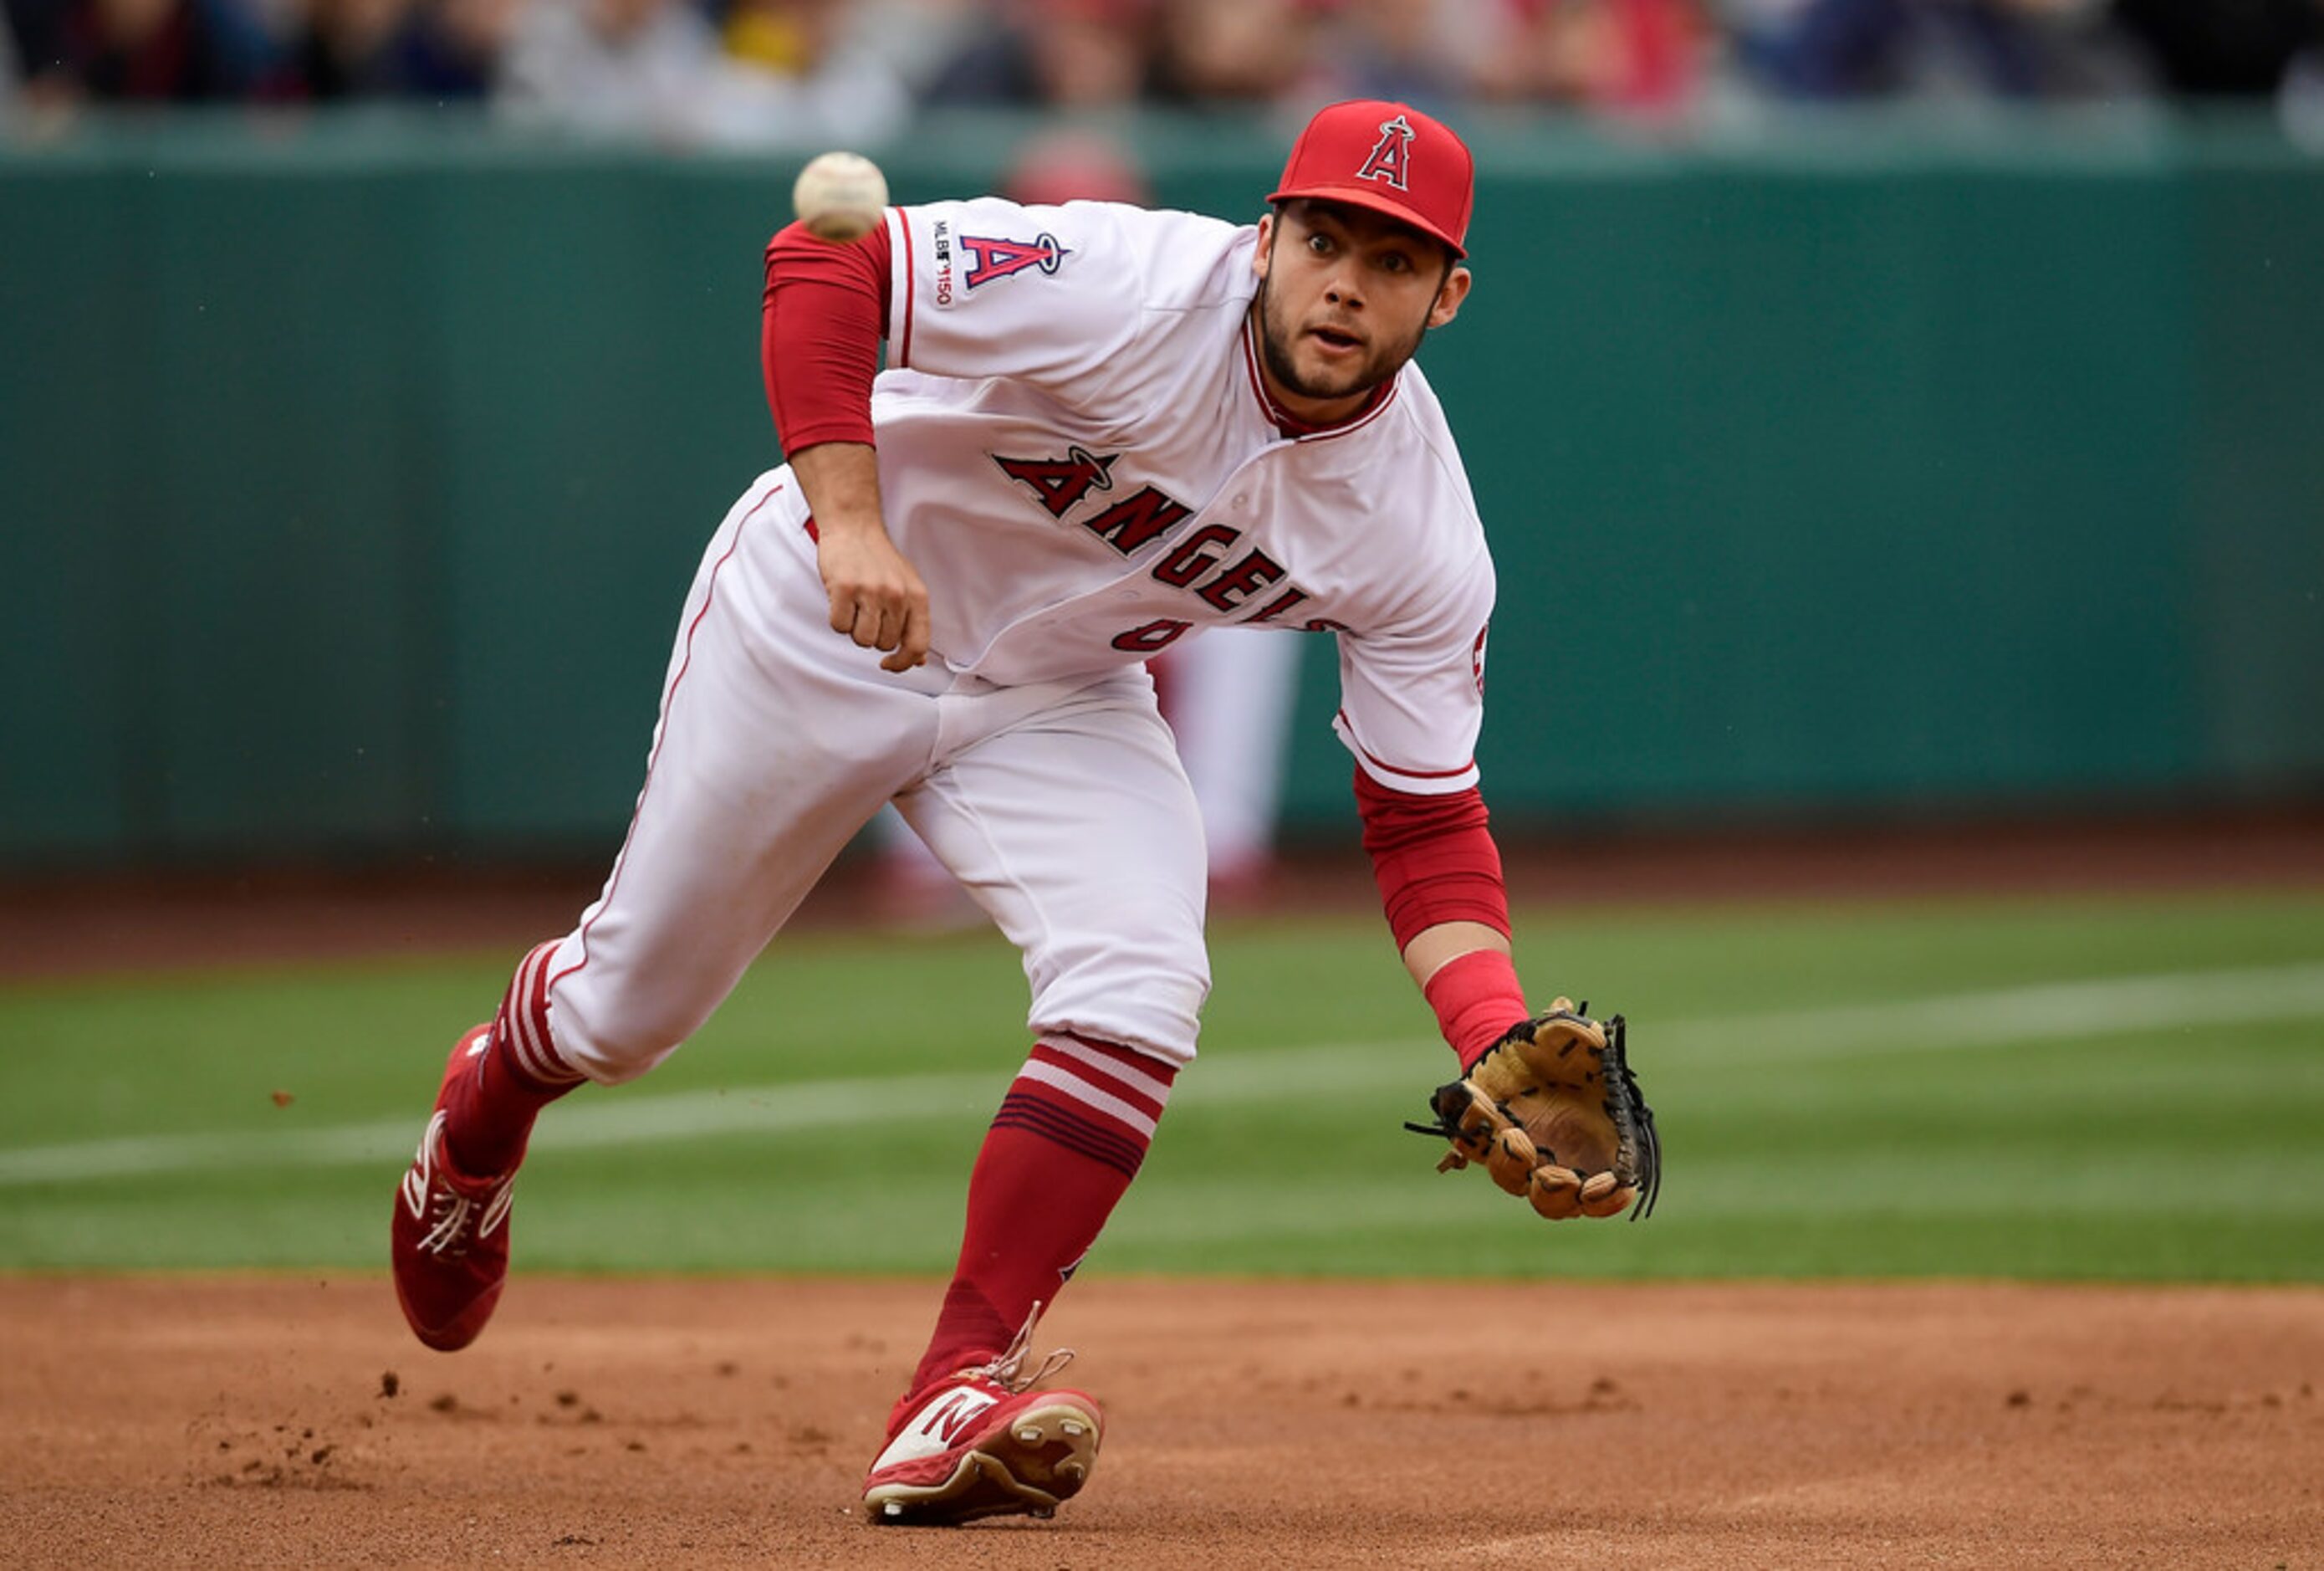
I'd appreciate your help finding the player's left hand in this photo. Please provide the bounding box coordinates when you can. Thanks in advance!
[1405,1000,1660,1220]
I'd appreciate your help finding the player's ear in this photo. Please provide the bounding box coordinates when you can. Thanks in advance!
[1253,213,1275,281]
[1428,263,1471,330]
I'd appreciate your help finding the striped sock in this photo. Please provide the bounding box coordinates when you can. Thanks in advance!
[445,940,587,1177]
[906,1034,1178,1396]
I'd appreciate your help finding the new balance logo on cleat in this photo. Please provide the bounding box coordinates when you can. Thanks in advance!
[899,1387,997,1450]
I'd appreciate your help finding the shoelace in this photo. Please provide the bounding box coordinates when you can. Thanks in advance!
[420,1184,513,1256]
[406,1114,513,1258]
[974,1302,1075,1394]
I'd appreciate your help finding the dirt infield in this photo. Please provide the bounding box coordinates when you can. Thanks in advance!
[2,1277,2316,1568]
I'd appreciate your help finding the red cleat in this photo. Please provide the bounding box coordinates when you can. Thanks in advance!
[861,1329,1102,1526]
[391,1025,516,1352]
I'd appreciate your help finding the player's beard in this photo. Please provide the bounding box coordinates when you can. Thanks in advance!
[1253,274,1430,407]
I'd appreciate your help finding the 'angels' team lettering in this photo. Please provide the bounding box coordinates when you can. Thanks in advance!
[993,448,1334,635]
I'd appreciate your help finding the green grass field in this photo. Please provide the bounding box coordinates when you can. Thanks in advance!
[4,888,2321,1282]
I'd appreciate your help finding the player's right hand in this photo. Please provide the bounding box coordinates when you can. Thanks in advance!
[817,521,931,673]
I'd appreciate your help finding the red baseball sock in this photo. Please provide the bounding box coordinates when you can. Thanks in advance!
[906,1034,1178,1400]
[444,940,587,1178]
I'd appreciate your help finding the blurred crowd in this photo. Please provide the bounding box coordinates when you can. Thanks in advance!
[4,0,2322,141]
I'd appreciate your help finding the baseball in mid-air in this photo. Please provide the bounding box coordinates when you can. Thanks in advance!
[793,151,889,243]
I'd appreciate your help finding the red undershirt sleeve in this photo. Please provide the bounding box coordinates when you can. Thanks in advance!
[1352,767,1512,952]
[761,218,893,454]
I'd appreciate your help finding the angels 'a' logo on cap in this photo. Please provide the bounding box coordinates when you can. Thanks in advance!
[1356,114,1415,192]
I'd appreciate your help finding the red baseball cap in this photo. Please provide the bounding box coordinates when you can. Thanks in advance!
[1268,99,1474,259]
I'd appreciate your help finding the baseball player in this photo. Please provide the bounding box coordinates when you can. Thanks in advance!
[391,99,1657,1528]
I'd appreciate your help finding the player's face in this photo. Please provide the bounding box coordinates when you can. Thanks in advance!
[1251,201,1470,422]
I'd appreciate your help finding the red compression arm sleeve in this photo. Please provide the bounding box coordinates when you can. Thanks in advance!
[1356,769,1525,1064]
[761,219,893,453]
[1353,767,1512,951]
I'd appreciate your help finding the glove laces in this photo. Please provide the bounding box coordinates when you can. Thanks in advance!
[1603,1016,1661,1221]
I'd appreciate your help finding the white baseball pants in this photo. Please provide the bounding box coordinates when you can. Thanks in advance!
[536,470,1213,1085]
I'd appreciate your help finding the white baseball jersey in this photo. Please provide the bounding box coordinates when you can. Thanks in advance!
[532,196,1499,1083]
[855,197,1497,798]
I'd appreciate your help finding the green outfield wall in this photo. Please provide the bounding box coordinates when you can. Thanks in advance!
[3,112,2319,870]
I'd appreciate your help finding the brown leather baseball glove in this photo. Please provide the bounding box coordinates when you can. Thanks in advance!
[1406,1000,1660,1220]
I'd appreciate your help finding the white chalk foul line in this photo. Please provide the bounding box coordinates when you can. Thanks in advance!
[0,1073,1006,1187]
[1652,960,2324,1066]
[3,961,2321,1188]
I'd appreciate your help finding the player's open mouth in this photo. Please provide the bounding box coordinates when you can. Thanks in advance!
[1310,327,1363,355]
